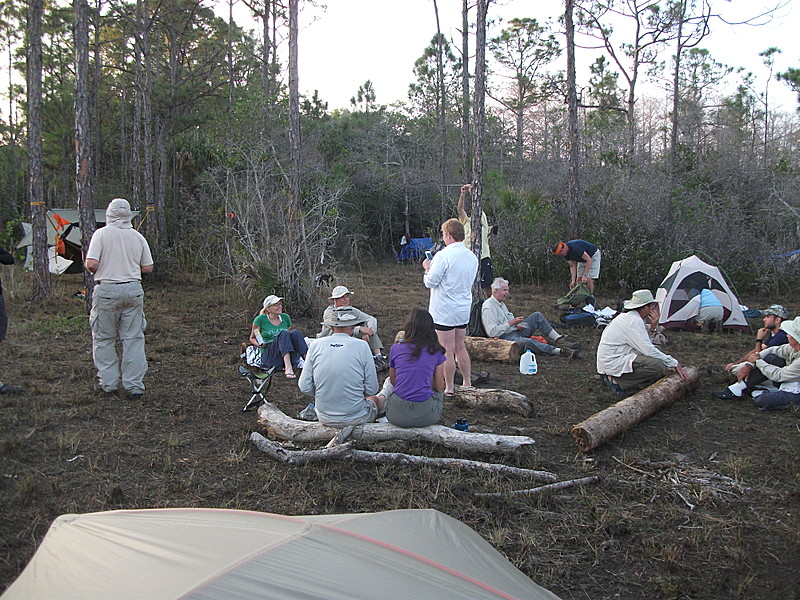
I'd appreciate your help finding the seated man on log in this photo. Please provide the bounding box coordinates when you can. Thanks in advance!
[299,306,385,428]
[713,304,788,399]
[597,289,688,394]
[481,277,580,358]
[713,316,800,410]
[318,285,387,371]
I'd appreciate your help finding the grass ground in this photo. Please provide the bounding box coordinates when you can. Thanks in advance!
[0,261,798,599]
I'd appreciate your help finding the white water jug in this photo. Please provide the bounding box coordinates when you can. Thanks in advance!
[519,349,538,375]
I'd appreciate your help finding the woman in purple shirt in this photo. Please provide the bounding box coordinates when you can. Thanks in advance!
[386,309,446,428]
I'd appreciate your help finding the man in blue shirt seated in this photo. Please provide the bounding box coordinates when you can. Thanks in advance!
[553,239,601,294]
[713,304,789,399]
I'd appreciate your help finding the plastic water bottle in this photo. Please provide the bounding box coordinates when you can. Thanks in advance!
[454,418,469,432]
[519,350,538,375]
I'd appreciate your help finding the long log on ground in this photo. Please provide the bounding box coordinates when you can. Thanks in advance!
[394,331,519,363]
[455,385,533,417]
[257,402,536,454]
[251,433,556,481]
[571,367,700,452]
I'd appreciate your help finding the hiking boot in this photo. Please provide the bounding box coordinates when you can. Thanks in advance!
[602,377,627,396]
[560,347,581,359]
[129,390,145,399]
[555,336,581,351]
[0,384,22,394]
[373,354,388,371]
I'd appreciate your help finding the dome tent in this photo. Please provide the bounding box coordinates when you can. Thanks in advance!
[655,255,748,331]
[1,508,561,600]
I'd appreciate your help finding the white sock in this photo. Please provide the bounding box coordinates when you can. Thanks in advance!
[727,381,747,397]
[549,332,562,342]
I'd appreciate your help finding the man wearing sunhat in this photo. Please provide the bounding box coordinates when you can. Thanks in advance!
[731,316,800,410]
[85,198,153,398]
[299,306,383,427]
[714,304,789,399]
[317,285,386,370]
[597,289,688,394]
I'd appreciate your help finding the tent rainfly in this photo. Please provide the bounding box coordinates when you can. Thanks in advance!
[16,208,139,275]
[655,255,748,331]
[1,508,561,600]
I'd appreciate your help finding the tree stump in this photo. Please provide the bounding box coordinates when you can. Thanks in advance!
[570,367,700,452]
[454,385,533,417]
[394,331,519,363]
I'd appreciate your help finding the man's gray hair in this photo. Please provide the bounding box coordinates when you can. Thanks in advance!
[491,277,509,291]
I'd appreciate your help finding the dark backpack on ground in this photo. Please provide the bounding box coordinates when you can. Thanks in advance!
[560,308,597,328]
[467,300,487,337]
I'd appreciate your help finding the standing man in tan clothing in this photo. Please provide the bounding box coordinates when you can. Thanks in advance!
[85,199,154,398]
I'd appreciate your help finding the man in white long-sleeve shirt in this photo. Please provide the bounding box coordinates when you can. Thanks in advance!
[597,289,687,393]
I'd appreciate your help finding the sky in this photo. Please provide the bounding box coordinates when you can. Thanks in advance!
[218,0,799,113]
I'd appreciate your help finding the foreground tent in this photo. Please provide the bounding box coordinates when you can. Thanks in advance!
[2,508,560,600]
[655,255,748,331]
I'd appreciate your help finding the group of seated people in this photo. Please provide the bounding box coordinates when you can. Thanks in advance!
[248,280,800,432]
[598,291,800,411]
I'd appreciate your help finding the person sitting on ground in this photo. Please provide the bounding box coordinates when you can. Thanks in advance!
[689,285,724,333]
[597,289,688,394]
[383,308,446,428]
[716,316,800,411]
[481,278,580,359]
[250,295,308,379]
[317,285,387,370]
[299,306,383,428]
[552,239,601,294]
[713,304,789,400]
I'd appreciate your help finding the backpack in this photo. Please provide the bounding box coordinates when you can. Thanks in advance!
[560,308,597,328]
[555,282,595,310]
[467,300,487,337]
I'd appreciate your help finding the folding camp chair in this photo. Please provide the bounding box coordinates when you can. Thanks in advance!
[238,365,276,412]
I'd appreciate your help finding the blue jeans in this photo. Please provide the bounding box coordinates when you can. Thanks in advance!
[259,329,307,368]
[500,312,558,355]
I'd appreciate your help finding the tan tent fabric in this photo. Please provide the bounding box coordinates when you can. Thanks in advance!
[2,508,560,600]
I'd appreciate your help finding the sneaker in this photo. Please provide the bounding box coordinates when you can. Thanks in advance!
[129,391,144,399]
[711,388,741,400]
[373,354,388,371]
[0,384,22,394]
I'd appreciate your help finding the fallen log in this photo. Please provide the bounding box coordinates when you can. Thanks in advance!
[256,402,535,454]
[474,475,601,497]
[454,385,533,417]
[251,433,556,481]
[571,367,700,452]
[394,331,519,363]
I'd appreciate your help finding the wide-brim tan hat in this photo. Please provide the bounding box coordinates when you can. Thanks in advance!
[623,289,657,310]
[329,285,353,299]
[322,306,366,328]
[780,316,800,341]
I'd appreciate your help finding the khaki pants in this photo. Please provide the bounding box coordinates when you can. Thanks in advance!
[90,281,148,393]
[615,356,670,391]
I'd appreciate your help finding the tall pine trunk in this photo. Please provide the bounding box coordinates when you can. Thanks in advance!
[27,0,50,301]
[74,0,96,311]
[565,0,581,238]
[470,0,488,299]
